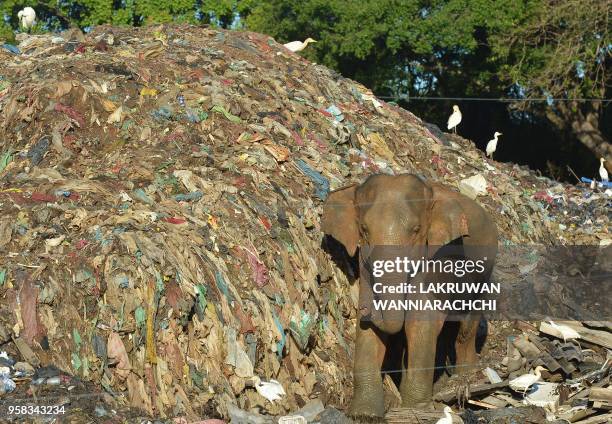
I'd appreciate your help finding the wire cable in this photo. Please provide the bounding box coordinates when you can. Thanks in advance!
[375,95,611,102]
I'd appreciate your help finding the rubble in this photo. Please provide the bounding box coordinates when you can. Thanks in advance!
[0,24,610,422]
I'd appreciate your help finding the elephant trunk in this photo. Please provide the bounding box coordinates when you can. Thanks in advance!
[359,248,406,334]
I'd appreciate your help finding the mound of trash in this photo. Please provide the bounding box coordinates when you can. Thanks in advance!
[0,24,609,421]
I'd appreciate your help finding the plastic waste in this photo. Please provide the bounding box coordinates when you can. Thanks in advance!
[458,173,488,199]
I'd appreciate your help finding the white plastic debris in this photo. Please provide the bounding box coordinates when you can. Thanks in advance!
[119,191,133,202]
[0,373,16,395]
[45,235,66,248]
[224,328,254,378]
[524,381,559,412]
[255,378,286,402]
[278,415,307,424]
[458,173,488,199]
[0,366,10,377]
[483,367,502,384]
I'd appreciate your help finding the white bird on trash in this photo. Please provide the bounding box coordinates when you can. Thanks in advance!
[254,377,285,401]
[447,105,462,134]
[549,320,581,345]
[599,158,608,182]
[434,406,454,424]
[509,366,546,396]
[283,38,317,53]
[486,131,502,159]
[17,7,36,31]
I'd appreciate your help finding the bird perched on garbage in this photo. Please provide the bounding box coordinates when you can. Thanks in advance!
[434,406,454,424]
[283,38,317,53]
[447,105,462,134]
[599,158,608,182]
[17,7,36,31]
[486,131,502,159]
[549,320,581,345]
[509,366,546,396]
[254,377,285,401]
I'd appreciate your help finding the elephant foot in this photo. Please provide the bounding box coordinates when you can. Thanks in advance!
[401,399,435,410]
[347,413,385,423]
[349,390,385,419]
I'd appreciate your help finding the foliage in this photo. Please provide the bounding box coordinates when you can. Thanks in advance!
[0,1,242,30]
[493,0,611,157]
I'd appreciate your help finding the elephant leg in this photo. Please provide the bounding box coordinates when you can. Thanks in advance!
[455,316,480,375]
[349,320,387,418]
[400,316,445,408]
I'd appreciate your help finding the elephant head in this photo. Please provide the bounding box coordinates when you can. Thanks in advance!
[322,174,472,333]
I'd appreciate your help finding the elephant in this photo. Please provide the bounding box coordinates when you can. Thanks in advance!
[321,173,498,417]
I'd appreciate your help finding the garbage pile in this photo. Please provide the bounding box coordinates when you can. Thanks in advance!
[0,24,610,421]
[426,320,612,424]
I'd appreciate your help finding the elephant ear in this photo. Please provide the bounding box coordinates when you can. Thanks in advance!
[427,187,470,246]
[321,184,359,256]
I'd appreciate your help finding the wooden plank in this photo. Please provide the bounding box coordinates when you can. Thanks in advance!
[583,321,612,332]
[573,412,612,423]
[468,399,498,409]
[589,387,612,402]
[513,335,541,358]
[434,381,508,403]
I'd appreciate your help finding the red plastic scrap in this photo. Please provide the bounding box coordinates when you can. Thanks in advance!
[233,304,256,334]
[242,247,269,288]
[533,191,554,205]
[259,216,271,231]
[111,164,123,174]
[430,155,449,176]
[309,132,327,151]
[222,79,234,86]
[232,176,249,188]
[74,44,86,54]
[317,108,332,117]
[291,130,304,146]
[30,192,56,202]
[75,239,89,250]
[63,134,77,149]
[247,34,273,54]
[54,103,85,127]
[162,217,187,224]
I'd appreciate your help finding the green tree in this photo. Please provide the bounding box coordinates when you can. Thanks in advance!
[495,0,611,159]
[0,1,241,31]
[242,0,610,160]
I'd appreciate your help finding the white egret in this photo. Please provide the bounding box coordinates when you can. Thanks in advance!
[486,131,502,159]
[549,320,581,345]
[599,158,608,182]
[447,105,462,134]
[435,406,453,424]
[283,38,317,53]
[509,366,546,396]
[255,378,285,401]
[17,7,36,31]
